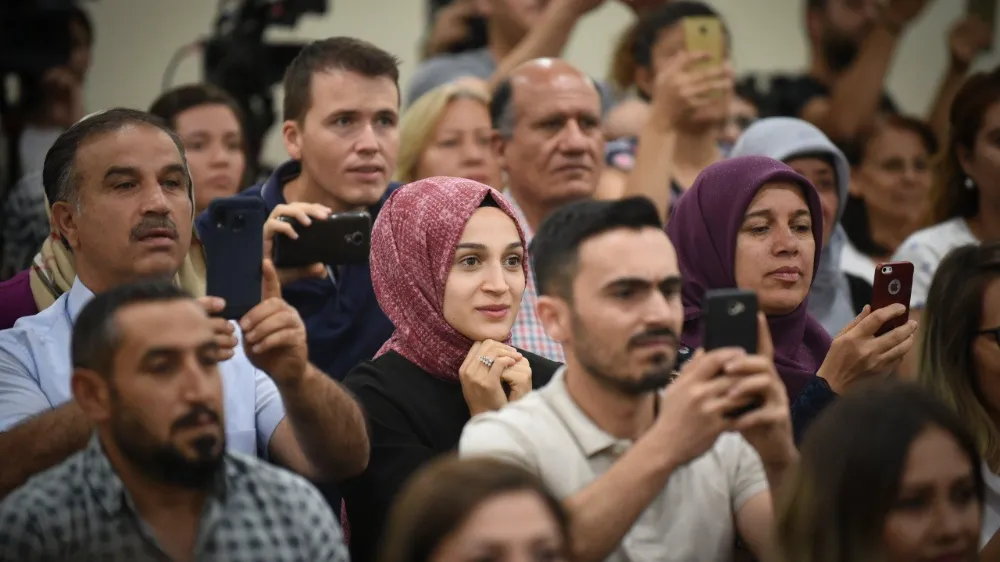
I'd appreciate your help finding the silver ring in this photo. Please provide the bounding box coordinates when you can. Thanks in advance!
[478,355,494,368]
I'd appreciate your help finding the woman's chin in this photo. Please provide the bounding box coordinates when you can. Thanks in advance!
[760,293,806,316]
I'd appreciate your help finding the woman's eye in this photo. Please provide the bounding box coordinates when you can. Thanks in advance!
[460,256,480,267]
[504,255,522,267]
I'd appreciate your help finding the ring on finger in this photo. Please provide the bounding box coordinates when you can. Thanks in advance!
[478,355,495,368]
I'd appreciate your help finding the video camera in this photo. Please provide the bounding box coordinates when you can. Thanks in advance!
[203,0,329,176]
[0,0,90,76]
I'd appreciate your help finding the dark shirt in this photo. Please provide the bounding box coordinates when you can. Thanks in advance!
[772,75,899,127]
[341,349,561,562]
[846,273,874,316]
[195,160,398,382]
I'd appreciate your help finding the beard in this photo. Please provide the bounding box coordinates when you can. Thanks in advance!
[570,310,676,396]
[109,389,225,490]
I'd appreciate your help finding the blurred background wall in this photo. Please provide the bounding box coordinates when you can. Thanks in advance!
[82,0,1000,166]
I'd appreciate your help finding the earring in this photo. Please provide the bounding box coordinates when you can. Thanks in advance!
[966,177,976,190]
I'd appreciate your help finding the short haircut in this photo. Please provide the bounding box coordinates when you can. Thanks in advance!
[530,196,664,299]
[69,5,94,45]
[632,1,724,70]
[490,71,604,138]
[42,108,187,209]
[806,0,827,12]
[149,83,246,133]
[72,281,192,378]
[282,36,402,123]
[844,114,939,168]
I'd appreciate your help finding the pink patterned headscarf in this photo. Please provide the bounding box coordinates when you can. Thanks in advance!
[370,176,528,382]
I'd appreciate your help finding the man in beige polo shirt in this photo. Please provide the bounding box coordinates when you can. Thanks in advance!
[459,197,799,562]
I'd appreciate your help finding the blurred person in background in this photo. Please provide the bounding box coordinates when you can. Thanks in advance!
[892,69,1000,378]
[730,117,870,337]
[775,381,984,562]
[149,84,248,214]
[393,81,501,188]
[0,281,348,562]
[787,0,990,145]
[718,78,762,156]
[380,456,570,562]
[840,114,937,283]
[490,58,605,362]
[917,241,1000,550]
[341,177,558,562]
[599,1,734,217]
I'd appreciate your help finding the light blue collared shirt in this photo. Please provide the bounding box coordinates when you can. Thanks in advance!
[0,278,286,457]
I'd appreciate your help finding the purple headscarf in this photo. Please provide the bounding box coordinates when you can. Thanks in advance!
[666,155,832,398]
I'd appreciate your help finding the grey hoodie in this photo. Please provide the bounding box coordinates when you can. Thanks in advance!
[730,117,854,336]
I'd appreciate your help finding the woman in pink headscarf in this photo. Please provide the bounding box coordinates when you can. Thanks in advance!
[341,176,560,562]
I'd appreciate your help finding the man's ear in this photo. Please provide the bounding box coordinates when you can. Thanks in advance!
[70,368,112,423]
[492,132,509,172]
[282,120,303,161]
[537,295,572,344]
[957,144,976,180]
[51,200,82,251]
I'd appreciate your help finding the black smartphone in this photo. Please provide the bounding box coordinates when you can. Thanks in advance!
[272,211,372,268]
[202,198,266,320]
[703,289,760,418]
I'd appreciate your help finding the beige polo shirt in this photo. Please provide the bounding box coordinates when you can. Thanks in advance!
[459,368,768,562]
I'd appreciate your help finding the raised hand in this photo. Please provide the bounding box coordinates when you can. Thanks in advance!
[241,259,309,385]
[817,304,918,394]
[459,340,524,416]
[948,16,992,71]
[648,51,734,132]
[264,202,331,285]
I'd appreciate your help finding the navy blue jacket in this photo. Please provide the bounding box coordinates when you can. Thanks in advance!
[196,160,398,381]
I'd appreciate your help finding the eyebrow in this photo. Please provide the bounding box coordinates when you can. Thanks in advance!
[455,241,523,251]
[744,208,811,220]
[104,163,187,180]
[603,275,681,291]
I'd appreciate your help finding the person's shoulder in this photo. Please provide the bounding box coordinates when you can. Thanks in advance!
[4,289,68,343]
[895,218,975,260]
[226,452,330,511]
[0,449,86,518]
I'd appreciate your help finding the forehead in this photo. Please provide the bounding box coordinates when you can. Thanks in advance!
[75,125,185,182]
[574,228,678,286]
[440,97,490,124]
[786,156,835,174]
[747,182,809,211]
[114,300,213,356]
[174,103,240,132]
[653,24,686,57]
[459,206,520,243]
[901,426,972,484]
[307,69,399,116]
[513,71,601,119]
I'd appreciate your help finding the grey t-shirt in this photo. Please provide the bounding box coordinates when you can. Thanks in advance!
[407,47,614,114]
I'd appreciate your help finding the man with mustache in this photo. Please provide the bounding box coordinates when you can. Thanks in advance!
[787,0,990,144]
[460,197,798,562]
[0,108,369,499]
[0,281,348,561]
[491,57,605,362]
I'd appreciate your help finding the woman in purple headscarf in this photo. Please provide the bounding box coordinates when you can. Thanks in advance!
[667,156,917,439]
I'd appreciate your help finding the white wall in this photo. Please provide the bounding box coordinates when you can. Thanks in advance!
[83,0,999,165]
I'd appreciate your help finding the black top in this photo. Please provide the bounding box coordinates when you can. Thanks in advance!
[772,75,899,127]
[341,348,561,562]
[846,272,874,316]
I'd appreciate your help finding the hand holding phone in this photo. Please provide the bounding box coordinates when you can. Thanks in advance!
[871,261,914,337]
[273,211,371,268]
[683,16,725,71]
[703,289,760,417]
[203,198,266,320]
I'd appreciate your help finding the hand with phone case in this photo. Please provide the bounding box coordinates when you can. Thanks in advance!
[816,303,918,394]
[264,202,332,285]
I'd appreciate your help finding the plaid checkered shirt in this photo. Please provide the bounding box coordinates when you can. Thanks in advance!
[505,193,565,363]
[0,434,348,562]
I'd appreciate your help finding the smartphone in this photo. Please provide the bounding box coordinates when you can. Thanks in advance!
[703,289,760,418]
[202,198,266,320]
[683,16,725,70]
[272,211,372,268]
[969,0,997,27]
[872,261,914,337]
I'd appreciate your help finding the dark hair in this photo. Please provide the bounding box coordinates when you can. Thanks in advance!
[919,241,1000,470]
[845,113,939,168]
[42,108,188,208]
[932,69,1000,224]
[149,83,245,133]
[72,281,192,377]
[776,381,984,562]
[282,36,401,123]
[530,196,663,299]
[805,0,826,12]
[632,1,725,71]
[69,5,94,46]
[379,456,570,562]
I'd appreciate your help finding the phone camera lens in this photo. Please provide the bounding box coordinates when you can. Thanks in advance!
[232,213,246,232]
[882,266,893,274]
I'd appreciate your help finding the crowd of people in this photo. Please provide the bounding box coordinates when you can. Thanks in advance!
[1,0,1000,560]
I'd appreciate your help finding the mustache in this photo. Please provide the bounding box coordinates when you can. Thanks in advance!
[130,216,179,242]
[627,327,679,349]
[171,405,220,432]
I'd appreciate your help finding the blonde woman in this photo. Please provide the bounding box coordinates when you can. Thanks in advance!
[393,80,501,188]
[918,241,1000,550]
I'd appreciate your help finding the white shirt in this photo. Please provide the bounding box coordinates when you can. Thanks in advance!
[892,218,978,309]
[840,239,877,285]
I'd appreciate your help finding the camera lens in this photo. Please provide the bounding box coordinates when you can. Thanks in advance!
[232,213,246,232]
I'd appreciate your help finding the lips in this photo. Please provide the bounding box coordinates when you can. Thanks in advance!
[554,164,590,173]
[138,228,177,241]
[768,266,802,282]
[476,305,511,319]
[348,164,385,174]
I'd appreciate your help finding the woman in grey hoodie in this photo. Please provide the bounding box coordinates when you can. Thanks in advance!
[730,117,870,336]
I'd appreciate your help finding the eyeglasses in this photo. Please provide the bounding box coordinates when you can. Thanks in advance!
[978,327,1000,347]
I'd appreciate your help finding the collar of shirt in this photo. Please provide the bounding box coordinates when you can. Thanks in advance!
[65,276,95,325]
[81,432,230,517]
[540,368,630,458]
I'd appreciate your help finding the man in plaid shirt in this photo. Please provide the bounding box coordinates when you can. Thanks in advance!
[490,58,606,362]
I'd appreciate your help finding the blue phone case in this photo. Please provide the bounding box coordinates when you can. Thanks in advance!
[202,198,266,320]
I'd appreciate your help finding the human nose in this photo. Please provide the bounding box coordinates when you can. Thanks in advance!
[480,261,509,294]
[355,123,379,153]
